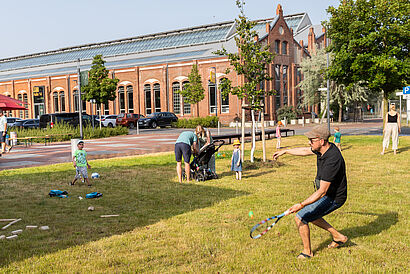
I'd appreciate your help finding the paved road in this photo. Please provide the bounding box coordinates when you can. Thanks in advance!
[1,119,408,171]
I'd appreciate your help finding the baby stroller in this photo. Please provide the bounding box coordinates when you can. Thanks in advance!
[184,140,225,181]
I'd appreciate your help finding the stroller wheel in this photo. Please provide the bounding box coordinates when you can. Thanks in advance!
[196,173,205,182]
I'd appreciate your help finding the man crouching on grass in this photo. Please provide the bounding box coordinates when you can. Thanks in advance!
[273,125,348,259]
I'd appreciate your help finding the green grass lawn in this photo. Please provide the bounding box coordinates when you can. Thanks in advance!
[0,135,409,272]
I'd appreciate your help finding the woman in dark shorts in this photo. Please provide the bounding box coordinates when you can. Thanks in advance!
[175,131,198,183]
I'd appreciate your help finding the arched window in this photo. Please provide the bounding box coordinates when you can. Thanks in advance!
[274,65,281,109]
[23,94,28,118]
[172,82,181,114]
[73,90,86,112]
[59,91,65,112]
[126,85,134,113]
[220,78,229,113]
[144,84,152,114]
[208,81,216,114]
[53,92,59,112]
[118,86,125,113]
[275,40,280,54]
[153,83,161,112]
[18,94,24,118]
[282,41,288,55]
[282,65,288,106]
[182,81,191,115]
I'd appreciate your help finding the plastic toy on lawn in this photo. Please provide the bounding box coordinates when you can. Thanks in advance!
[91,172,100,179]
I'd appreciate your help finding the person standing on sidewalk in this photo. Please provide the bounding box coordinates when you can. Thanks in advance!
[381,104,401,155]
[0,111,7,156]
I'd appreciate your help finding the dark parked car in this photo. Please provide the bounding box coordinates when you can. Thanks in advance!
[39,113,96,128]
[14,119,39,129]
[138,112,178,129]
[116,113,144,128]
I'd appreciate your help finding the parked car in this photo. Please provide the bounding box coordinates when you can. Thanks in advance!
[39,113,96,128]
[116,113,144,128]
[14,119,39,129]
[99,115,118,127]
[138,112,178,129]
[6,117,23,127]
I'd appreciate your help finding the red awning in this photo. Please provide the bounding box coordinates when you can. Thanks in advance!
[0,94,28,110]
[0,94,29,105]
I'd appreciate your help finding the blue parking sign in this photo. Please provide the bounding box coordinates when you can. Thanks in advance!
[403,86,410,94]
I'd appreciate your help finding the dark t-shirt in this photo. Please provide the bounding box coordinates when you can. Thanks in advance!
[313,143,347,204]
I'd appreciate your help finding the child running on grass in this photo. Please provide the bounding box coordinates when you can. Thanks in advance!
[333,127,341,151]
[71,140,92,186]
[231,139,242,180]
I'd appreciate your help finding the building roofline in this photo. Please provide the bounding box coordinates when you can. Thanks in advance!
[0,20,235,63]
[0,12,313,65]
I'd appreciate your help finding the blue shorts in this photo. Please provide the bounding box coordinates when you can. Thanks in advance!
[175,142,192,163]
[296,196,343,224]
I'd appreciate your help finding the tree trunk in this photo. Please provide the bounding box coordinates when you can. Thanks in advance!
[261,109,266,162]
[382,90,388,129]
[338,104,343,123]
[197,103,200,117]
[241,105,245,162]
[250,109,256,163]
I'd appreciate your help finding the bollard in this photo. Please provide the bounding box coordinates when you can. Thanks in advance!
[71,139,80,160]
[10,132,17,146]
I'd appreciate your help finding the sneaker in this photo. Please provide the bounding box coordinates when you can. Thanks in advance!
[69,182,75,186]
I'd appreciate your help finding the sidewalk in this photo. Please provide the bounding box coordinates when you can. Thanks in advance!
[2,119,407,171]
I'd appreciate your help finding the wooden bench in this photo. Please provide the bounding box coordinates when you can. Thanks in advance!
[13,133,74,147]
[15,136,51,147]
[214,128,295,144]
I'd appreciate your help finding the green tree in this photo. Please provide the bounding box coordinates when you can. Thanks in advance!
[82,55,119,128]
[325,0,410,118]
[215,0,274,162]
[177,64,205,117]
[298,46,370,122]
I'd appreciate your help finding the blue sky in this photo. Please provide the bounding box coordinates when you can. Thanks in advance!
[0,0,340,59]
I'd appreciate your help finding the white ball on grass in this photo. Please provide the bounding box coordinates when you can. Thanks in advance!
[91,173,100,179]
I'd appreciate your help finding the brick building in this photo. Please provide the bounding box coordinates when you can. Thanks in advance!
[0,4,326,123]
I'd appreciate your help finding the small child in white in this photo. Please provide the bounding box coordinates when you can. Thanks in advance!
[231,139,242,180]
[71,140,92,186]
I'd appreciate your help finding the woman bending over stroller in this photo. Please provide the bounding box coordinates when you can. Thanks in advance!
[195,125,215,173]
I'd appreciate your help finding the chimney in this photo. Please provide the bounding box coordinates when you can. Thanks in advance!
[308,27,315,54]
[266,23,270,33]
[276,4,283,16]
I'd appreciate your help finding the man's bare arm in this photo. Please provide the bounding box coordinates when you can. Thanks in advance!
[273,147,314,160]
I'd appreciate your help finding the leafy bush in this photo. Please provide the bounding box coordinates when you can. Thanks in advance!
[172,116,219,128]
[276,106,300,122]
[9,123,128,143]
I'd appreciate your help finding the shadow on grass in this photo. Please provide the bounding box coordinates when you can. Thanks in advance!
[0,164,248,267]
[314,211,398,253]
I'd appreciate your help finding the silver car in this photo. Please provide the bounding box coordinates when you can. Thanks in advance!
[99,115,118,127]
[6,117,24,127]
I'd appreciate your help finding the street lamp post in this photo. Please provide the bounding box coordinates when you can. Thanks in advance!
[77,59,83,139]
[210,66,220,135]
